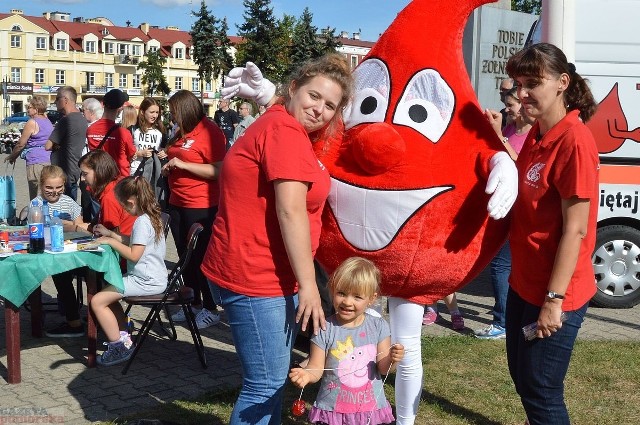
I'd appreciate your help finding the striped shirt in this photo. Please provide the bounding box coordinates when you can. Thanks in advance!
[32,195,82,222]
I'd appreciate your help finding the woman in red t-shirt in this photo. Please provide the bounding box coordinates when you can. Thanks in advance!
[77,149,136,237]
[505,43,599,425]
[201,54,354,424]
[161,90,227,330]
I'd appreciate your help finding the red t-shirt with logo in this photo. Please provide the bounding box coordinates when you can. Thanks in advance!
[87,119,136,178]
[166,117,226,209]
[510,110,599,310]
[98,180,136,237]
[201,105,331,297]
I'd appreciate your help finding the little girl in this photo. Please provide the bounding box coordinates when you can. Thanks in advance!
[91,176,167,366]
[289,257,405,425]
[33,165,86,338]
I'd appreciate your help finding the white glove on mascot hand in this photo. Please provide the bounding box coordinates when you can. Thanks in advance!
[486,151,518,220]
[221,62,276,106]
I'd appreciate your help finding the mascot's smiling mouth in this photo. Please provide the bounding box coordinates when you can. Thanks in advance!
[328,178,453,251]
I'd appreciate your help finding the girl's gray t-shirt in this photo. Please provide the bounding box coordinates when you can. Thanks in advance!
[123,214,167,296]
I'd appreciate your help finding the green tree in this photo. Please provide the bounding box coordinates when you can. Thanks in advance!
[288,8,325,75]
[137,50,170,97]
[190,1,234,101]
[236,0,290,83]
[511,0,541,14]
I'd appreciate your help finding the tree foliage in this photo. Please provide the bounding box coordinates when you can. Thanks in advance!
[137,50,170,97]
[288,8,335,76]
[236,0,291,83]
[511,0,541,14]
[190,0,234,100]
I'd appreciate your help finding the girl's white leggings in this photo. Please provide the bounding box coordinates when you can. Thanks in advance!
[388,296,425,425]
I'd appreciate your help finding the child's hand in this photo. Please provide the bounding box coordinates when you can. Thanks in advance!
[289,367,311,389]
[95,236,112,246]
[92,224,111,238]
[390,343,405,363]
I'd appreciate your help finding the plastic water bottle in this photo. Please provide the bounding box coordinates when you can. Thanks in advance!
[522,312,568,341]
[50,210,65,252]
[42,200,51,247]
[27,200,45,254]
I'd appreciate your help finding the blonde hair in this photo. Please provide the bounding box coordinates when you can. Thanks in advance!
[120,105,138,129]
[39,165,67,187]
[328,257,380,299]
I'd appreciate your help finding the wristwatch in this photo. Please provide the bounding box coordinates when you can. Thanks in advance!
[546,291,565,300]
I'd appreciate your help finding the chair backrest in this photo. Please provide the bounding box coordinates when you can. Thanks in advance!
[166,223,204,293]
[160,212,171,238]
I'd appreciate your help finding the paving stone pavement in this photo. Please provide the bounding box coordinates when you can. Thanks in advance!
[1,151,640,424]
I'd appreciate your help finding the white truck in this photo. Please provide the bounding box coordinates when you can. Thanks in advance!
[531,0,640,307]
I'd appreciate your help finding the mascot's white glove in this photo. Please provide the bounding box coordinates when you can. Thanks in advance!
[486,151,518,220]
[221,62,276,106]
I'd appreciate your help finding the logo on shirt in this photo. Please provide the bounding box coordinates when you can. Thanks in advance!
[181,139,195,149]
[318,159,326,171]
[526,162,545,183]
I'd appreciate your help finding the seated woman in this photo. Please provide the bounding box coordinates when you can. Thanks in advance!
[77,150,136,239]
[31,165,87,338]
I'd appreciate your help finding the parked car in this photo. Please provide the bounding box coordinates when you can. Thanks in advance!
[46,110,62,125]
[2,112,29,125]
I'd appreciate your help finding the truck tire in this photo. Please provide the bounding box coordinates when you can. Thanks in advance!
[591,225,640,308]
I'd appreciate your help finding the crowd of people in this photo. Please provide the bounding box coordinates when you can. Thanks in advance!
[2,40,598,424]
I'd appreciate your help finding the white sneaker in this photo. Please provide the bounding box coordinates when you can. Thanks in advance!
[171,306,200,322]
[195,308,220,329]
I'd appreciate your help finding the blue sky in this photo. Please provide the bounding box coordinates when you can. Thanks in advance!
[16,0,411,42]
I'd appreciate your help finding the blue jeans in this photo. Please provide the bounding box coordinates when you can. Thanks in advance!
[209,281,298,425]
[65,181,78,203]
[489,242,511,328]
[505,288,588,425]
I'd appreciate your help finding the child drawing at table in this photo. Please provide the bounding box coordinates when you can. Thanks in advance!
[289,257,405,425]
[91,176,167,366]
[31,165,87,338]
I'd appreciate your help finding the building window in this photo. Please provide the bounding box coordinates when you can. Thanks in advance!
[56,39,67,51]
[11,35,21,48]
[350,55,358,69]
[104,42,114,54]
[11,24,22,32]
[132,45,141,56]
[86,72,95,87]
[148,46,158,53]
[35,69,45,84]
[119,73,128,88]
[132,74,141,89]
[119,44,130,55]
[192,77,200,92]
[205,81,212,91]
[105,73,113,87]
[175,76,183,90]
[175,48,184,59]
[56,70,65,85]
[11,68,21,83]
[36,37,46,50]
[85,40,96,53]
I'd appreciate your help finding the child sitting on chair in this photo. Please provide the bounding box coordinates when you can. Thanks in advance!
[91,176,167,366]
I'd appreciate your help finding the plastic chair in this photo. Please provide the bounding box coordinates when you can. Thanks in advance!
[121,222,206,374]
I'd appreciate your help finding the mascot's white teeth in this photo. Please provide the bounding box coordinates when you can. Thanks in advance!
[328,178,453,251]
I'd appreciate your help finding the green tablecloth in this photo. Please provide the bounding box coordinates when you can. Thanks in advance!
[0,245,124,307]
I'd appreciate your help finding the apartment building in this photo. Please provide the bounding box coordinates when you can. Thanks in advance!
[0,8,373,120]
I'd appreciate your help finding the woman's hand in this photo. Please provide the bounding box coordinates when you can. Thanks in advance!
[4,155,15,165]
[296,282,326,335]
[535,299,565,339]
[485,108,504,138]
[92,224,112,238]
[140,148,153,158]
[156,149,168,160]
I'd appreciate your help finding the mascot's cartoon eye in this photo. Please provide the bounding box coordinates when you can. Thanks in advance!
[360,96,378,115]
[343,58,390,130]
[392,68,454,143]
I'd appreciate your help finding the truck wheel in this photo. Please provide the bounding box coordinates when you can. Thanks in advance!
[592,225,640,308]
